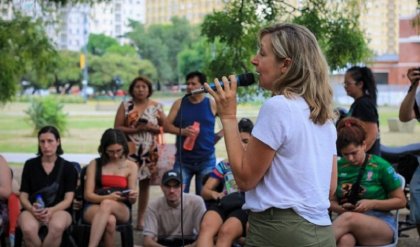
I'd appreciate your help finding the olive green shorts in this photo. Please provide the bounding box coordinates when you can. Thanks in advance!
[245,208,335,247]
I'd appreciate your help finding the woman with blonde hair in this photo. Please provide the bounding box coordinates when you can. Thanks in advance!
[205,23,337,246]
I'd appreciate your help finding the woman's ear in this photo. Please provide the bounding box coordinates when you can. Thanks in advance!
[279,58,292,74]
[362,140,367,152]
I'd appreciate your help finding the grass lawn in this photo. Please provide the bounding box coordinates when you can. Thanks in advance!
[0,99,418,166]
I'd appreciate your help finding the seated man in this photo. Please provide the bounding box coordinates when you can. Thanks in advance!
[143,170,206,247]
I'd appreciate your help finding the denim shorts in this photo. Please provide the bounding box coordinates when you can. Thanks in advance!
[410,166,420,224]
[364,210,397,240]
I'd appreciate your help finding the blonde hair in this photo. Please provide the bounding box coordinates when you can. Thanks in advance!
[260,23,333,125]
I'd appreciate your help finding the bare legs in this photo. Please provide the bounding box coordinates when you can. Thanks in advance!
[333,212,394,247]
[84,199,129,247]
[136,178,150,230]
[197,211,223,247]
[18,210,71,247]
[197,211,244,247]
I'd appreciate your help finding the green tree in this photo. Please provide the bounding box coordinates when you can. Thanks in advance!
[0,15,56,104]
[89,53,157,93]
[53,50,82,93]
[127,21,173,83]
[127,17,196,84]
[201,0,372,74]
[87,33,119,56]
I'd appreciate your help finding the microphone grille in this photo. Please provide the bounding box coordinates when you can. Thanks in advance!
[238,73,255,86]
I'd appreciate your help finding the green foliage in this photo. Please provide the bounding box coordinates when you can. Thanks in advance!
[201,0,373,79]
[201,0,261,78]
[25,96,68,134]
[89,53,157,91]
[87,34,119,56]
[106,44,137,56]
[292,0,372,70]
[127,17,196,84]
[0,15,57,104]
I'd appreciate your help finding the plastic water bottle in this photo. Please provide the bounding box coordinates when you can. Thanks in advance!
[183,121,200,151]
[224,170,238,194]
[35,194,45,209]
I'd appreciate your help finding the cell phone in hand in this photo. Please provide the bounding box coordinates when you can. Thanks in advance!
[120,189,131,197]
[137,118,148,125]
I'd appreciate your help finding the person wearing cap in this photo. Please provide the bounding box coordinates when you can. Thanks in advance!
[143,169,206,247]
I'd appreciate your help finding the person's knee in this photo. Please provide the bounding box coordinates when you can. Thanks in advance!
[18,215,38,234]
[105,215,117,233]
[99,199,115,213]
[336,211,357,226]
[47,222,67,237]
[218,222,240,240]
[199,219,217,234]
[337,233,356,246]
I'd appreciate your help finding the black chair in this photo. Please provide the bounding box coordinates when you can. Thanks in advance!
[71,166,134,247]
[0,232,6,247]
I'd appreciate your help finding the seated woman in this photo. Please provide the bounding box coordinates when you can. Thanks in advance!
[18,126,78,247]
[0,155,12,236]
[83,128,138,247]
[331,117,406,246]
[196,118,253,247]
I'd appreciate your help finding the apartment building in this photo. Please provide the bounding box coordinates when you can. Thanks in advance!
[0,0,146,51]
[145,0,227,25]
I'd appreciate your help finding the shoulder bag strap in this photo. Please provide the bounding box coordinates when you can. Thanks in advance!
[55,158,64,183]
[95,158,102,188]
[347,154,370,202]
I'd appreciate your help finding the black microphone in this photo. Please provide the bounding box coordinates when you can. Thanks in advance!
[185,73,256,96]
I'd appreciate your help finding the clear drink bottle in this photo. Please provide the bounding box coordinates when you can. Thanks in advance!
[183,121,200,151]
[35,194,45,209]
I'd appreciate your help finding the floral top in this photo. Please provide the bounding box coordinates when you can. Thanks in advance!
[124,99,162,178]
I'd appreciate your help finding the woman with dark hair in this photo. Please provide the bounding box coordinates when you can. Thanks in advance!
[343,66,380,155]
[331,117,405,246]
[114,76,165,230]
[18,126,78,247]
[197,118,253,247]
[83,128,138,247]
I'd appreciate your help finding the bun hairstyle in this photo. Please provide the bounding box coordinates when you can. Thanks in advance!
[238,118,254,133]
[336,117,366,150]
[346,66,377,104]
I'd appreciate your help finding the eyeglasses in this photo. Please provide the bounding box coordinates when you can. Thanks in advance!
[105,148,123,156]
[343,81,357,87]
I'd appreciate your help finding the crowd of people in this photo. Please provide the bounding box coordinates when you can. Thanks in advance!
[0,22,419,247]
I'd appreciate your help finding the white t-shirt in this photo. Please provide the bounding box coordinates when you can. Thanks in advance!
[244,95,337,226]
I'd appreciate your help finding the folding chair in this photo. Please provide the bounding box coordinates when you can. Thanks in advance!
[356,174,405,247]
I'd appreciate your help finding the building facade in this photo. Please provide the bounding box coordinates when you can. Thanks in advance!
[145,0,227,25]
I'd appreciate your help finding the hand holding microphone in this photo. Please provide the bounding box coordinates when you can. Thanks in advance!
[186,73,255,96]
[204,74,253,120]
